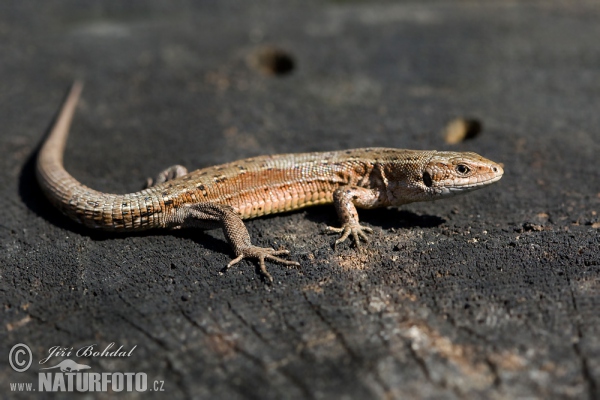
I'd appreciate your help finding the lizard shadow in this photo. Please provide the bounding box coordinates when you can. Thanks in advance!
[20,144,230,253]
[302,206,445,230]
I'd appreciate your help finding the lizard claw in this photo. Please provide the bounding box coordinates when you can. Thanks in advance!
[326,224,373,249]
[226,246,300,283]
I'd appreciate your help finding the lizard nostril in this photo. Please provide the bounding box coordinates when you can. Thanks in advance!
[492,167,497,172]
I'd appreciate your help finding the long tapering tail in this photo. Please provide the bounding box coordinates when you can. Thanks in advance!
[36,83,161,231]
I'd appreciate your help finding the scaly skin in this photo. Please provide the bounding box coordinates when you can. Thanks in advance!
[36,82,504,282]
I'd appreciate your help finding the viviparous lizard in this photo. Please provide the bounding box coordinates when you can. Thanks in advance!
[36,82,504,282]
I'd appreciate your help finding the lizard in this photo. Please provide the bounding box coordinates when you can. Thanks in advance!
[40,359,91,372]
[36,82,504,282]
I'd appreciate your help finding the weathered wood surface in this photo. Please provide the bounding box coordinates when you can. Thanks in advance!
[1,1,599,398]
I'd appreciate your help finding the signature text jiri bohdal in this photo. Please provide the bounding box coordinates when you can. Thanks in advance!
[39,343,137,364]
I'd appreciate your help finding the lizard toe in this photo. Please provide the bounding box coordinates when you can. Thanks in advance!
[330,223,373,249]
[325,226,344,234]
[227,246,299,283]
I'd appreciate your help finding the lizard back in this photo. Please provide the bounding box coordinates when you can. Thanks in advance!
[153,148,435,221]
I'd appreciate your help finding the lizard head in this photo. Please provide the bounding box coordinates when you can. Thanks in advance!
[421,151,503,198]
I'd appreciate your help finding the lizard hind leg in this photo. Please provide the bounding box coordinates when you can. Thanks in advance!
[145,165,188,188]
[180,203,299,283]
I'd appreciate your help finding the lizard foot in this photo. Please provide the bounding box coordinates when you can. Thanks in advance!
[144,165,188,188]
[326,223,373,249]
[226,246,300,283]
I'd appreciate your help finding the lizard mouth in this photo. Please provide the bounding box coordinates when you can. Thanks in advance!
[455,172,502,187]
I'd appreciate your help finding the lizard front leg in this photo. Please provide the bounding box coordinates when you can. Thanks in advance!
[177,203,299,283]
[326,186,383,249]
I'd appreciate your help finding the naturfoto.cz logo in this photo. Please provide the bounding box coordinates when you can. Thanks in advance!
[8,343,165,393]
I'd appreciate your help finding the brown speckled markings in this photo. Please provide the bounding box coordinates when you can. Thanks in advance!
[185,151,373,219]
[36,83,504,282]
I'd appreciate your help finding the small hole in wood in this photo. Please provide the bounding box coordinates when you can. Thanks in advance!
[249,46,295,76]
[443,118,483,144]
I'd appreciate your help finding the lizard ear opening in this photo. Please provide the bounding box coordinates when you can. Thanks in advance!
[422,171,433,187]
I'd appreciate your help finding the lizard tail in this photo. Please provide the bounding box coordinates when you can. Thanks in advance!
[36,82,84,204]
[36,83,160,231]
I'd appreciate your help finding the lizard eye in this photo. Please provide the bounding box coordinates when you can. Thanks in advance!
[455,164,470,175]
